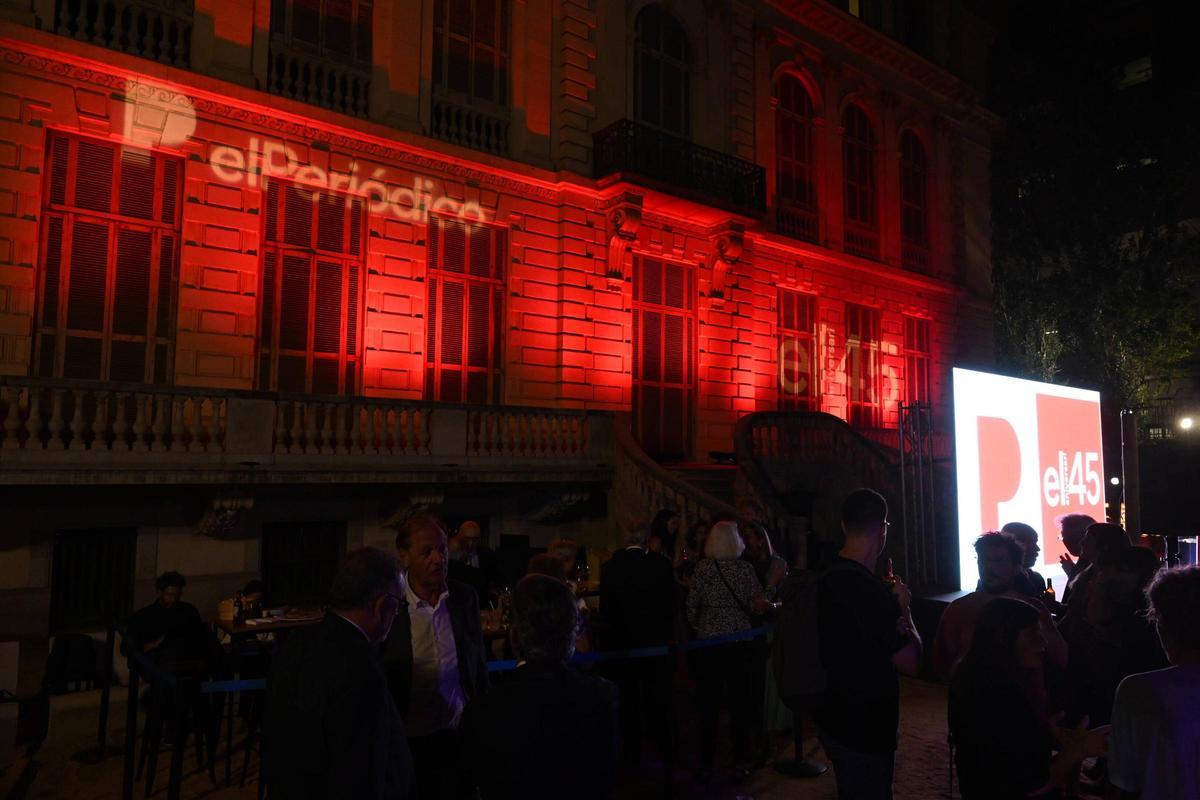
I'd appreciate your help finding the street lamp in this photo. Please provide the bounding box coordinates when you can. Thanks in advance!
[1180,416,1195,431]
[1110,476,1120,486]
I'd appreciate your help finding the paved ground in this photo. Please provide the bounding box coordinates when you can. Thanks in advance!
[8,677,959,799]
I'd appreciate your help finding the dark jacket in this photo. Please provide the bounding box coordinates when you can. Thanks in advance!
[380,579,489,721]
[267,613,412,800]
[461,663,619,799]
[599,547,677,649]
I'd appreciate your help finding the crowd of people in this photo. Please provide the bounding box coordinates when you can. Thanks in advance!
[119,495,1200,800]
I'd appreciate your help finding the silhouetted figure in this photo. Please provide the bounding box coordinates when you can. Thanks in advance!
[810,489,922,800]
[687,521,766,782]
[125,571,214,671]
[383,513,488,800]
[267,547,411,800]
[463,574,618,799]
[1001,521,1049,599]
[949,597,1106,800]
[1057,513,1097,603]
[933,533,1066,681]
[599,519,678,769]
[1109,565,1200,799]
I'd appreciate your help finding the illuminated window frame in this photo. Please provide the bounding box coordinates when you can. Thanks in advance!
[778,288,819,412]
[632,254,696,459]
[845,302,881,427]
[424,215,507,405]
[258,181,366,396]
[34,131,182,384]
[903,316,931,406]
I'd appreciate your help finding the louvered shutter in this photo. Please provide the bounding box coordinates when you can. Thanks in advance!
[74,139,114,213]
[66,219,109,333]
[48,136,68,206]
[259,251,278,388]
[118,149,156,220]
[439,280,464,402]
[278,254,311,391]
[37,216,65,377]
[633,255,694,459]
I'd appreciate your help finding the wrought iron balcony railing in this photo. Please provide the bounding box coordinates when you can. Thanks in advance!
[594,119,766,214]
[267,36,371,118]
[46,0,193,68]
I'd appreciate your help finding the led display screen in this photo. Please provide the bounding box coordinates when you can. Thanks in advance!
[953,368,1105,590]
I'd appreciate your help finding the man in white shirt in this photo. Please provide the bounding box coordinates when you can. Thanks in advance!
[1109,565,1200,800]
[382,512,488,800]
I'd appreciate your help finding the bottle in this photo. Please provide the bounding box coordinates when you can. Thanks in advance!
[1044,576,1056,602]
[233,592,244,626]
[883,558,899,587]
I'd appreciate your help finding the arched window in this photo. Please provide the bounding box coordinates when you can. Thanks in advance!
[634,5,690,137]
[900,130,929,270]
[775,75,817,242]
[842,104,878,258]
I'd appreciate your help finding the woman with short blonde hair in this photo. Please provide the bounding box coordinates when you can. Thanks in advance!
[687,519,765,782]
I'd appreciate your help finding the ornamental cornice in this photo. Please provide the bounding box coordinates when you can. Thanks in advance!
[768,0,991,120]
[0,43,561,202]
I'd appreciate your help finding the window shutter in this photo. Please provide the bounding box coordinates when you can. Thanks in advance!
[67,219,109,332]
[37,215,65,377]
[469,224,491,277]
[425,277,437,396]
[41,215,64,334]
[443,221,465,273]
[346,263,358,355]
[641,310,661,382]
[317,195,344,253]
[259,251,277,387]
[439,280,464,401]
[313,260,341,353]
[113,228,153,336]
[284,186,313,248]
[349,197,363,256]
[118,149,156,220]
[48,135,69,206]
[160,158,181,225]
[279,254,312,351]
[266,181,280,242]
[75,140,115,214]
[156,233,176,338]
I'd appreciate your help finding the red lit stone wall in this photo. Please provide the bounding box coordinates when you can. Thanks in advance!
[0,11,986,460]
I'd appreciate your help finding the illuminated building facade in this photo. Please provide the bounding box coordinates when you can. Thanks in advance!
[0,0,997,636]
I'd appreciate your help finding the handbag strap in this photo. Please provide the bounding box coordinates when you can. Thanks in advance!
[713,561,754,619]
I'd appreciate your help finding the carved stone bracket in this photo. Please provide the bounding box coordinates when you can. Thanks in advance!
[603,192,643,287]
[707,222,745,303]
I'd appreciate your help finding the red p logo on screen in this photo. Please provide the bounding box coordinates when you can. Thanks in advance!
[977,416,1021,533]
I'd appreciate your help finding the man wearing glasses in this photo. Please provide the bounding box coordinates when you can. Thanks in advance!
[268,546,412,799]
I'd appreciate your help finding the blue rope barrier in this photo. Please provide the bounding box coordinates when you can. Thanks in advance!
[199,678,267,694]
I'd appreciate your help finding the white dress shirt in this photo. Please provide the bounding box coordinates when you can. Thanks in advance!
[403,580,465,737]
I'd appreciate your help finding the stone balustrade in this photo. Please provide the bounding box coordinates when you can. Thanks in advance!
[0,378,613,484]
[612,423,736,539]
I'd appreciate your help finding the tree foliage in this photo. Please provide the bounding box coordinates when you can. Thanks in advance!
[990,1,1200,410]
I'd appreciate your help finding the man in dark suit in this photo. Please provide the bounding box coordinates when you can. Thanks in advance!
[462,573,619,799]
[599,520,679,768]
[267,547,411,800]
[382,512,489,800]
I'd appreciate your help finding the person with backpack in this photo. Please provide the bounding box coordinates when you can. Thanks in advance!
[809,488,922,800]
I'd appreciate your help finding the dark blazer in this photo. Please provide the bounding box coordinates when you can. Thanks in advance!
[381,579,490,720]
[599,547,677,649]
[267,613,412,800]
[461,663,619,800]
